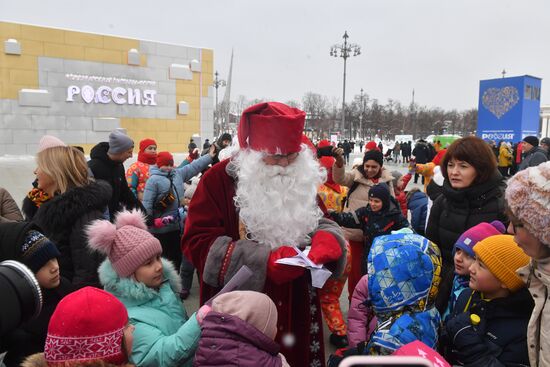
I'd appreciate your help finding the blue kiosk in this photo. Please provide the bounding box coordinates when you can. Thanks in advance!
[477,75,542,143]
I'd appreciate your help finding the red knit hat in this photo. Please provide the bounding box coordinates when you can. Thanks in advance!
[238,102,305,155]
[44,287,128,365]
[139,138,157,152]
[365,141,378,151]
[156,151,174,167]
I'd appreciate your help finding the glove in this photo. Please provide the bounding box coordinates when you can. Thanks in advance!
[307,230,342,265]
[266,246,305,285]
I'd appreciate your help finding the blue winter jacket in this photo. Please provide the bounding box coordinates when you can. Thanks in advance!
[143,154,212,233]
[407,190,428,235]
[98,258,200,367]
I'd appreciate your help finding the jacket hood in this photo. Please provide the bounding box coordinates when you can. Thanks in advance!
[368,233,442,317]
[90,142,112,162]
[33,180,112,234]
[98,257,181,306]
[0,221,41,262]
[149,166,172,178]
[200,311,280,354]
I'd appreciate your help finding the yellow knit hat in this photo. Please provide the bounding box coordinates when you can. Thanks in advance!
[473,234,530,292]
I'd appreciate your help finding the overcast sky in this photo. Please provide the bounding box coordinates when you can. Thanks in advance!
[2,0,549,111]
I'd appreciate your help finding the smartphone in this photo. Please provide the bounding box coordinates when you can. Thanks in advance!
[339,356,434,367]
[317,145,335,158]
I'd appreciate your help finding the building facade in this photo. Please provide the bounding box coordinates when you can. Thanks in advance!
[0,21,214,155]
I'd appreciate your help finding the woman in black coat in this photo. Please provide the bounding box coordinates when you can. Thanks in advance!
[27,143,111,288]
[426,136,507,313]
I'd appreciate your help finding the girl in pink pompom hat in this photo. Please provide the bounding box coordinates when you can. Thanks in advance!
[87,209,210,367]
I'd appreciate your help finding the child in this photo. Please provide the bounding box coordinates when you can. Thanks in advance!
[443,221,506,321]
[87,209,210,367]
[194,291,290,367]
[330,183,409,273]
[22,286,134,366]
[328,232,442,366]
[390,169,413,217]
[405,188,428,235]
[0,223,73,366]
[444,235,533,366]
[505,162,550,366]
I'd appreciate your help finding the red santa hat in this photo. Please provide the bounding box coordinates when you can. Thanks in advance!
[238,102,305,155]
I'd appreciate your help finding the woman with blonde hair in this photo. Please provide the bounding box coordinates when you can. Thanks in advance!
[28,136,112,288]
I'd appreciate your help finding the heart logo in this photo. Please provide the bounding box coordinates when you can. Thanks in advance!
[482,86,519,119]
[81,85,95,104]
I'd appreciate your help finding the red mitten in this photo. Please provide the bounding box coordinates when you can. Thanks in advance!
[307,230,343,265]
[266,246,305,285]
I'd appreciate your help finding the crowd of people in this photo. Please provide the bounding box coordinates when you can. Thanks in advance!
[0,101,549,367]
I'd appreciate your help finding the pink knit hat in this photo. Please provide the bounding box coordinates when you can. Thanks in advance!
[38,135,67,153]
[505,162,550,245]
[86,209,162,277]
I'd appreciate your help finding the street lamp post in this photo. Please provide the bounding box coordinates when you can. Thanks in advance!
[212,71,226,136]
[330,31,361,140]
[359,88,365,140]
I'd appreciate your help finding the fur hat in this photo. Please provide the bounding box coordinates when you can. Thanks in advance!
[473,235,530,292]
[505,162,550,245]
[522,136,539,147]
[108,130,134,154]
[363,149,384,167]
[44,287,128,365]
[20,230,61,273]
[87,209,162,277]
[156,151,174,167]
[38,135,66,153]
[454,221,506,258]
[212,291,278,340]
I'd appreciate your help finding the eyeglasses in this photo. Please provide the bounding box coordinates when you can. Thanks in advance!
[263,152,299,164]
[511,222,524,232]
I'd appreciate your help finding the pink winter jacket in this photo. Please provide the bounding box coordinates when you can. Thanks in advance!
[347,275,377,347]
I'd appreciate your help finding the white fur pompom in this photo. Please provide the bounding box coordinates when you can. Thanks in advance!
[86,219,117,255]
[115,209,148,230]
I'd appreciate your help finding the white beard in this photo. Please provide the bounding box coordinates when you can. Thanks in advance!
[232,145,326,250]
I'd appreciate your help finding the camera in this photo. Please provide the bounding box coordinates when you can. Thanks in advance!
[317,145,337,158]
[0,260,43,338]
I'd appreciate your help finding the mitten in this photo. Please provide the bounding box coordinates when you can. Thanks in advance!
[266,246,305,285]
[307,230,342,265]
[196,305,212,325]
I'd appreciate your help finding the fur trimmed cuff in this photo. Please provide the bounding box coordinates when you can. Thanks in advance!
[203,236,271,292]
[314,217,348,279]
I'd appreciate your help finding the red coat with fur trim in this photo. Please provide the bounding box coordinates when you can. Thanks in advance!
[182,159,346,367]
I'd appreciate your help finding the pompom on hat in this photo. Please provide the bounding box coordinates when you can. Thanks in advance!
[38,135,66,153]
[473,235,530,292]
[86,209,162,277]
[365,141,378,151]
[505,161,550,245]
[44,286,128,365]
[238,102,305,155]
